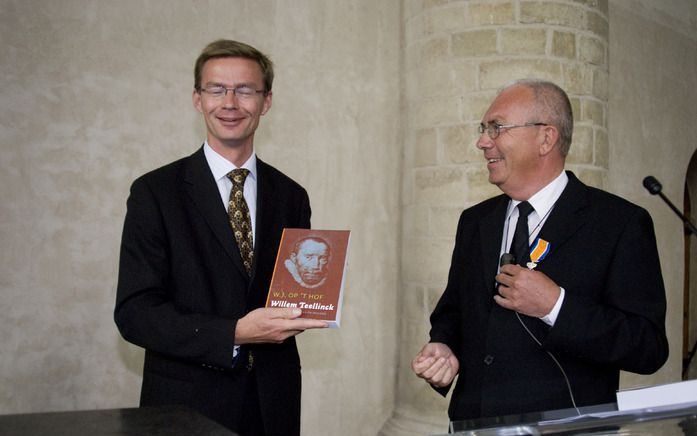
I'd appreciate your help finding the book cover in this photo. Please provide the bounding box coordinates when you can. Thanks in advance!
[265,228,350,328]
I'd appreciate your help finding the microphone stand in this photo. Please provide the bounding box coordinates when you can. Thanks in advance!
[643,176,697,378]
[653,191,697,236]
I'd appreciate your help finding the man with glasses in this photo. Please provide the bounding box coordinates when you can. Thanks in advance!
[115,40,326,436]
[412,79,668,423]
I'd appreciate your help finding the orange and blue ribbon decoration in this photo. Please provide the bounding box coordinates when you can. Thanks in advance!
[527,238,550,268]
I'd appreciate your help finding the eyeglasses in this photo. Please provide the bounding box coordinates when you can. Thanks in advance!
[198,85,266,99]
[478,122,548,140]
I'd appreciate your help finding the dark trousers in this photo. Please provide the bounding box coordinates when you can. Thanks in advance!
[237,372,265,436]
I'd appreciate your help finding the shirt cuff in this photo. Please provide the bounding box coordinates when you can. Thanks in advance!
[540,287,565,326]
[232,345,241,365]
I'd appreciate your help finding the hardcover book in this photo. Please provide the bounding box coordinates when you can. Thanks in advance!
[265,228,351,328]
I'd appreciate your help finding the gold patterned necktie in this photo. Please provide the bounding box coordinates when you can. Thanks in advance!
[227,169,253,275]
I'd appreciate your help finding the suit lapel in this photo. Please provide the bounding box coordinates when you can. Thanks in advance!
[252,159,278,280]
[476,172,591,287]
[182,147,249,278]
[479,195,509,294]
[536,172,591,261]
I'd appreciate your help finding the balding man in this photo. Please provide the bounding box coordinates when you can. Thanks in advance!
[412,79,668,423]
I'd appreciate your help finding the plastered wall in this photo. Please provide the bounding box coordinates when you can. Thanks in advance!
[608,0,697,387]
[0,2,401,435]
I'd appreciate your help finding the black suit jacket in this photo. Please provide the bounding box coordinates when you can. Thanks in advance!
[430,171,669,421]
[115,147,311,435]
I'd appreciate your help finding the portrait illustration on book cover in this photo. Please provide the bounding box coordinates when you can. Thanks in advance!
[284,235,332,289]
[266,229,350,327]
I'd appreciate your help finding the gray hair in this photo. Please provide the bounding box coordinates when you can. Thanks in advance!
[503,79,573,156]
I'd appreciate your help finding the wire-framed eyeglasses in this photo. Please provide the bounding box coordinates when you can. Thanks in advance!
[198,85,267,99]
[478,122,548,140]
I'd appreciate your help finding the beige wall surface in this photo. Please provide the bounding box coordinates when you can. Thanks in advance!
[0,1,401,435]
[608,0,697,387]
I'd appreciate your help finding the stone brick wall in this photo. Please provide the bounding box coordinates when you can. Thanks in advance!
[383,1,610,434]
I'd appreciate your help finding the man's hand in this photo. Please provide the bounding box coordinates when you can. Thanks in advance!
[495,264,560,317]
[235,307,328,344]
[412,342,459,388]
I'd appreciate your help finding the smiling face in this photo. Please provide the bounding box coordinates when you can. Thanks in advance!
[192,57,272,160]
[476,85,551,200]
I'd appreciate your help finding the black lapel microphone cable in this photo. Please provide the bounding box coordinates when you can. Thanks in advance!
[499,253,581,416]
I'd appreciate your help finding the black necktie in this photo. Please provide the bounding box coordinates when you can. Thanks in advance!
[511,201,534,266]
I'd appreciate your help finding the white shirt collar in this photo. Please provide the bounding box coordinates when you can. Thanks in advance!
[203,141,257,183]
[507,171,568,219]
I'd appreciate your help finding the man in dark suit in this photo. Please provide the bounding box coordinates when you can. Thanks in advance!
[412,79,669,422]
[115,40,326,436]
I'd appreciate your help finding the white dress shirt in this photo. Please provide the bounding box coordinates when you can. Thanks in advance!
[203,142,257,244]
[500,171,568,326]
[203,142,258,360]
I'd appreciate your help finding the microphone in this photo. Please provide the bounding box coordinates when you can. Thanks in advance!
[500,253,516,266]
[496,253,516,291]
[642,176,662,195]
[642,175,697,235]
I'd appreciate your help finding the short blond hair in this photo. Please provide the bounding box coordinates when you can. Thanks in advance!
[194,39,274,93]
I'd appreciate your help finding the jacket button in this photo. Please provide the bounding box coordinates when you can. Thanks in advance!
[246,351,254,372]
[484,355,494,365]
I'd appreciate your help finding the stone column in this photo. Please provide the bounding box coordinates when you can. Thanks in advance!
[381,1,609,434]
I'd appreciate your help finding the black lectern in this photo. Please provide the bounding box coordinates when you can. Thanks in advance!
[0,406,237,436]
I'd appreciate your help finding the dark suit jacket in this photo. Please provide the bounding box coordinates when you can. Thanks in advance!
[115,147,311,435]
[430,171,669,421]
